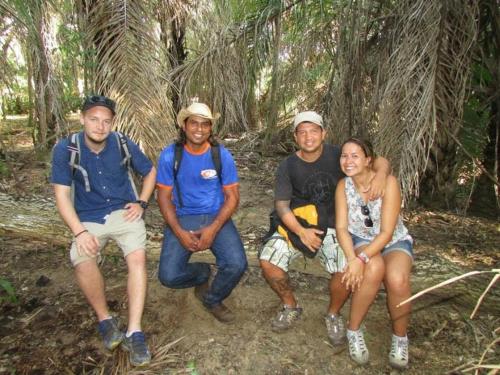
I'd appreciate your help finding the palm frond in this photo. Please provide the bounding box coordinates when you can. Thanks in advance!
[376,0,478,201]
[83,0,176,158]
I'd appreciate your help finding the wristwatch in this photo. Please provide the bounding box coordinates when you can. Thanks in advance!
[357,251,370,264]
[135,200,148,209]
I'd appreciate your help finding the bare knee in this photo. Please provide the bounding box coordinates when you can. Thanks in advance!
[260,259,284,277]
[363,255,385,283]
[385,271,410,295]
[126,249,146,270]
[74,258,99,275]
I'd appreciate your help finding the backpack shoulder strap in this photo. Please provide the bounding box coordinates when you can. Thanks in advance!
[210,142,222,184]
[114,132,138,199]
[67,133,80,172]
[67,132,91,192]
[173,142,184,207]
[115,131,132,168]
[173,142,184,178]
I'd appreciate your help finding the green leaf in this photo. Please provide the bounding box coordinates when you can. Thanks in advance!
[0,278,17,303]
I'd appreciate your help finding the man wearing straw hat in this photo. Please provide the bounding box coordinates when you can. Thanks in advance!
[156,102,247,323]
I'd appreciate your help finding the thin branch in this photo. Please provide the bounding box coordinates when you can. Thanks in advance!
[397,270,498,307]
[470,273,500,319]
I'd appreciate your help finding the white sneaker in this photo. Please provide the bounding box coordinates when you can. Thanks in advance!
[389,334,409,369]
[347,329,369,365]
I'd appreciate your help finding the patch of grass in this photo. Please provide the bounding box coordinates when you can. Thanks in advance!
[0,278,18,304]
[0,160,9,177]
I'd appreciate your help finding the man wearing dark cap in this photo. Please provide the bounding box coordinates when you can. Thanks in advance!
[259,111,391,353]
[51,95,156,366]
[156,102,247,323]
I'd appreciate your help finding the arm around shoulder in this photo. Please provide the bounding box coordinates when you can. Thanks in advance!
[369,155,391,200]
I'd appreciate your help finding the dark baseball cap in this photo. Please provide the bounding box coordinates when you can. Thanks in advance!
[82,95,116,115]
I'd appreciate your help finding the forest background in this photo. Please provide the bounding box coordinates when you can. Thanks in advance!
[0,1,499,374]
[0,0,498,215]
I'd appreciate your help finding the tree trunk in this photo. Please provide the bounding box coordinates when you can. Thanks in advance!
[264,16,282,146]
[25,45,35,144]
[158,1,187,113]
[417,0,477,208]
[418,129,461,208]
[469,0,500,218]
[469,114,500,218]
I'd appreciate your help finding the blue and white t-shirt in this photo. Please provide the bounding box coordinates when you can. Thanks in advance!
[156,142,239,216]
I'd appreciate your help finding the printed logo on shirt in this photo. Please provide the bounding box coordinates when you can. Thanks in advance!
[201,169,218,179]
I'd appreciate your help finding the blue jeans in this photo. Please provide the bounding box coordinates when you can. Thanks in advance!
[158,214,247,308]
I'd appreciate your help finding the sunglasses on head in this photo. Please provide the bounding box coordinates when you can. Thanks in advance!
[361,205,373,227]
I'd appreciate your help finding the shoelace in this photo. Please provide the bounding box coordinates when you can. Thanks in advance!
[278,307,300,323]
[326,315,344,333]
[99,319,119,336]
[391,338,408,360]
[129,333,148,354]
[349,331,367,353]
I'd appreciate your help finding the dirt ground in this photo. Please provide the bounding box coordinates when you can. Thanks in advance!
[0,123,499,374]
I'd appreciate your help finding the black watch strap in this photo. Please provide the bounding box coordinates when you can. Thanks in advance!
[136,200,148,209]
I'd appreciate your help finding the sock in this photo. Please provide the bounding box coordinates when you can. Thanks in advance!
[126,330,141,337]
[347,329,358,337]
[393,334,408,342]
[99,316,113,322]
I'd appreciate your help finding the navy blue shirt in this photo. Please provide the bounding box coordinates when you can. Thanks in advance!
[51,132,153,223]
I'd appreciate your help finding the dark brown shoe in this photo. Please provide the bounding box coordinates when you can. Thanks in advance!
[194,281,209,303]
[208,303,235,323]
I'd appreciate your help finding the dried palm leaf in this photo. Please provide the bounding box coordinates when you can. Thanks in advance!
[82,0,176,158]
[376,0,478,201]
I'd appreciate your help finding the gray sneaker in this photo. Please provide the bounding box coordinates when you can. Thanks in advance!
[97,317,124,350]
[325,313,347,350]
[271,305,303,332]
[389,334,409,369]
[121,331,151,367]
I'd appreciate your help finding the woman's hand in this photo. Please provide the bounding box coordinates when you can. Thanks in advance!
[342,258,365,291]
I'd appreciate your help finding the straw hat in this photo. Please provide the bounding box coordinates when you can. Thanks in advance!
[176,102,220,128]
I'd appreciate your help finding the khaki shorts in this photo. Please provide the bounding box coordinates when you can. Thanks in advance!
[259,228,347,274]
[70,209,146,266]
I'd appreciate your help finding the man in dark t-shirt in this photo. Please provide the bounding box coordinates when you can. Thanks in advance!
[259,111,390,353]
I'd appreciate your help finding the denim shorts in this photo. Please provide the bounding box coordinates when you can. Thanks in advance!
[351,233,414,260]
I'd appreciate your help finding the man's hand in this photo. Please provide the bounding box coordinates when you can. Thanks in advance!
[367,173,386,201]
[76,231,100,257]
[177,229,201,252]
[123,202,144,222]
[193,225,218,251]
[298,227,324,253]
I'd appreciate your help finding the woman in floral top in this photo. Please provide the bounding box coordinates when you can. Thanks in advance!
[335,137,413,370]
